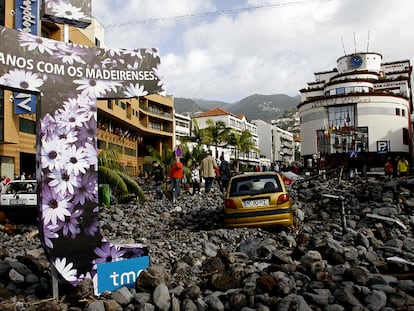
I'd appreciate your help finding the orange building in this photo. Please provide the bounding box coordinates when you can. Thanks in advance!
[0,0,173,178]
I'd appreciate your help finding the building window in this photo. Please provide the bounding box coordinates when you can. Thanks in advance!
[41,29,50,38]
[124,147,136,157]
[107,100,113,109]
[403,128,409,145]
[328,104,355,129]
[95,37,100,47]
[402,109,406,117]
[150,122,161,131]
[0,0,4,26]
[97,139,106,149]
[121,101,126,110]
[19,118,36,134]
[108,143,123,152]
[396,108,400,116]
[337,87,345,95]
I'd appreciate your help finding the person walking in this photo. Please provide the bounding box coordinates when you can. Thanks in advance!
[200,150,217,193]
[150,161,164,200]
[191,163,201,195]
[384,158,393,179]
[397,156,410,176]
[170,154,184,201]
[219,155,231,192]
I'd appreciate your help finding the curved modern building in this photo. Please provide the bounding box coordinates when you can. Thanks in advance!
[298,52,412,171]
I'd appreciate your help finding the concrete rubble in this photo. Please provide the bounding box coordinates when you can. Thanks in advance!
[0,174,413,310]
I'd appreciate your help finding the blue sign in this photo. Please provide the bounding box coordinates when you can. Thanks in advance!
[97,256,149,294]
[15,0,39,35]
[14,92,37,114]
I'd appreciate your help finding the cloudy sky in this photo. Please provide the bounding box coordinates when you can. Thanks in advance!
[92,0,413,103]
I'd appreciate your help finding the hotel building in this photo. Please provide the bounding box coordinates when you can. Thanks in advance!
[299,52,412,171]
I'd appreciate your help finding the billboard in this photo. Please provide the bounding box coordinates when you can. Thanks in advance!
[0,24,164,294]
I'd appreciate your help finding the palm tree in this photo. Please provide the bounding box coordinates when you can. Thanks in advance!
[203,119,231,158]
[177,119,208,164]
[229,130,260,171]
[145,144,193,182]
[98,149,145,204]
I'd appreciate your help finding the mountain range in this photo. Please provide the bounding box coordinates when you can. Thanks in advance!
[174,94,301,122]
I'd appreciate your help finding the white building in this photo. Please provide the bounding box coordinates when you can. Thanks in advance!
[253,119,295,165]
[299,52,412,170]
[194,107,260,166]
[174,112,191,147]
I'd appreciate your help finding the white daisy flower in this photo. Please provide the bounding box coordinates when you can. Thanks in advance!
[54,257,77,283]
[123,49,142,59]
[47,169,80,195]
[42,188,72,226]
[63,145,90,176]
[56,101,89,130]
[40,138,67,171]
[145,48,160,59]
[55,45,86,65]
[19,32,58,55]
[45,0,63,10]
[73,78,121,98]
[124,83,148,98]
[103,46,122,57]
[0,69,44,92]
[52,2,87,21]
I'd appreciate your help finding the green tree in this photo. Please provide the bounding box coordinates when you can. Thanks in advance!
[179,119,208,164]
[98,148,145,204]
[203,119,231,158]
[229,130,260,171]
[145,144,194,186]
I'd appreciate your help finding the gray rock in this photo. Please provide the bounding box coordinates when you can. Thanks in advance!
[111,286,134,306]
[152,283,170,311]
[364,290,387,311]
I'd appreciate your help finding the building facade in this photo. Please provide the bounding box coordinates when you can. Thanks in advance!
[0,0,173,178]
[174,112,191,147]
[299,52,412,170]
[194,107,260,167]
[253,119,295,165]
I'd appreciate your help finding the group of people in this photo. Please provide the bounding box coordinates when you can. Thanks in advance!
[384,155,410,179]
[150,150,232,201]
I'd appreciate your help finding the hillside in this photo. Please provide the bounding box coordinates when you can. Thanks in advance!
[174,94,300,122]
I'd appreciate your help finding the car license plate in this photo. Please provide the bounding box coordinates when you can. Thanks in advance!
[10,199,26,205]
[244,199,269,208]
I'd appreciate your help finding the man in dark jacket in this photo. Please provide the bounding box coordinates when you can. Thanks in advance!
[219,155,230,192]
[151,160,164,199]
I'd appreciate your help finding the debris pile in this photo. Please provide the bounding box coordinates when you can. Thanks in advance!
[0,175,413,310]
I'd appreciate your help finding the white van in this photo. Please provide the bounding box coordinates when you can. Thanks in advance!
[0,180,37,224]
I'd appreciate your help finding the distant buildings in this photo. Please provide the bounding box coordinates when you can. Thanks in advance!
[187,107,296,169]
[299,52,412,170]
[252,120,295,165]
[193,107,260,167]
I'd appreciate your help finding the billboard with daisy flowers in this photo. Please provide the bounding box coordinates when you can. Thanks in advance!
[41,0,91,29]
[0,21,164,294]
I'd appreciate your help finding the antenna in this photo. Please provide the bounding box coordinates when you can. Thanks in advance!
[341,35,347,55]
[367,30,370,52]
[353,32,357,53]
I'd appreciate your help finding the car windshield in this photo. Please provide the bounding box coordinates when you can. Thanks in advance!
[229,175,282,196]
[3,182,37,194]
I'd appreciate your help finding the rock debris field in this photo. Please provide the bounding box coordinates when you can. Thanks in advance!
[0,174,414,310]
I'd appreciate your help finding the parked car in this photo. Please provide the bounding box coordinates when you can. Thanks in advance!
[0,180,37,224]
[224,172,293,228]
